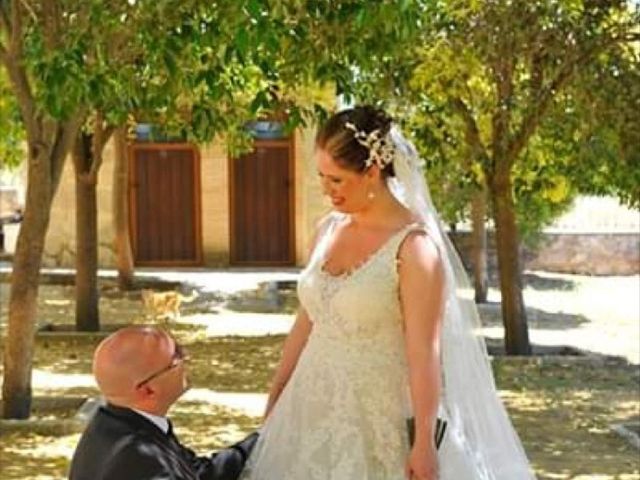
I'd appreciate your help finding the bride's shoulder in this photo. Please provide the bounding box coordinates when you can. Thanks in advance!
[397,225,443,274]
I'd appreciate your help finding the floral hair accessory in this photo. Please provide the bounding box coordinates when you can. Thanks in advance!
[344,121,395,170]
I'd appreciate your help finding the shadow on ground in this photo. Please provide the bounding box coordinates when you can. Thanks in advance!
[0,401,261,480]
[522,272,579,292]
[493,358,640,479]
[478,302,590,330]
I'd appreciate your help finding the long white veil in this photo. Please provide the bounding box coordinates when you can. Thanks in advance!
[387,126,536,479]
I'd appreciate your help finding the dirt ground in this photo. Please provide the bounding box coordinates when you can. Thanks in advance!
[0,271,638,479]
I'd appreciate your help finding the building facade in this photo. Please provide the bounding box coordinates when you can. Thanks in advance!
[42,126,329,268]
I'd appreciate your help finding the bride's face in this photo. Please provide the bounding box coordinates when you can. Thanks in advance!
[315,148,372,213]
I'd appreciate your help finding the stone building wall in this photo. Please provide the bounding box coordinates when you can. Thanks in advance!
[199,141,231,266]
[296,127,331,263]
[43,139,118,268]
[450,231,639,276]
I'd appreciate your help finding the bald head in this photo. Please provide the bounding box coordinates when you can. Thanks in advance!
[93,326,174,401]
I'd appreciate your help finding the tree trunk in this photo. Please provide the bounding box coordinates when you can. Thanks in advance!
[489,172,531,355]
[471,188,488,303]
[73,134,100,331]
[113,127,134,290]
[2,154,55,418]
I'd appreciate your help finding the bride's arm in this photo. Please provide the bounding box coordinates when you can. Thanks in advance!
[263,308,312,418]
[398,231,445,478]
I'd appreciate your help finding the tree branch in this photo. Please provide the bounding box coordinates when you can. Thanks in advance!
[0,2,12,60]
[1,2,34,137]
[70,126,83,175]
[1,1,36,145]
[3,54,37,141]
[10,0,22,54]
[18,0,36,20]
[508,70,572,163]
[90,111,103,173]
[529,48,544,98]
[450,96,491,169]
[0,1,10,35]
[490,38,515,167]
[509,17,639,162]
[624,32,640,43]
[88,112,115,179]
[41,0,60,52]
[51,112,86,198]
[509,43,605,161]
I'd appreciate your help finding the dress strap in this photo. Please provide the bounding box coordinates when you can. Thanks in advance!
[307,212,343,264]
[389,222,430,261]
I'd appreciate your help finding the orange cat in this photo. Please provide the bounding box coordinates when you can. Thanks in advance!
[140,289,198,323]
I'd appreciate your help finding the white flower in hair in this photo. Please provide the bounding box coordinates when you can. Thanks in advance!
[344,122,396,170]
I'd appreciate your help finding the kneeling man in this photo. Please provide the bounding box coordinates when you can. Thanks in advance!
[69,326,257,480]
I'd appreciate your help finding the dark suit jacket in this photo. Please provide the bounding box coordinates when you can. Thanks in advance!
[68,404,258,480]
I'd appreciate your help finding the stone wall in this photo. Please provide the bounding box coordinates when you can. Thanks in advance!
[526,233,639,275]
[296,127,331,264]
[43,140,118,268]
[450,231,639,276]
[200,141,231,266]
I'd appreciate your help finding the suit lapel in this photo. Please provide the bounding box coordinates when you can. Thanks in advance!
[101,404,199,480]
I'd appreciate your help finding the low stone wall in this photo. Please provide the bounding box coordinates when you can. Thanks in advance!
[450,231,639,276]
[527,233,639,275]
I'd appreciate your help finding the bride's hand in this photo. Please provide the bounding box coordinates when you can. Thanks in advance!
[405,441,438,480]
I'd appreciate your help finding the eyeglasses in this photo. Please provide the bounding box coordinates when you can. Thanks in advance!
[136,340,187,388]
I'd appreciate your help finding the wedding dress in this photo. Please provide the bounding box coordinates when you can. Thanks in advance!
[240,125,536,480]
[242,216,426,479]
[241,216,529,479]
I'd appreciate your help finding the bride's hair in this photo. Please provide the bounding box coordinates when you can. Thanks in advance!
[315,105,396,178]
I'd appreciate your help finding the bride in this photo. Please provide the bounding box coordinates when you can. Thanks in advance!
[240,106,536,479]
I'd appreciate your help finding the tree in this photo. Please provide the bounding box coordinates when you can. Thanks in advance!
[0,0,255,417]
[388,0,639,354]
[1,0,90,418]
[72,117,113,331]
[563,33,640,207]
[112,126,134,290]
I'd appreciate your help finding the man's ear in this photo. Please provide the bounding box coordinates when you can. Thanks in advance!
[135,383,155,399]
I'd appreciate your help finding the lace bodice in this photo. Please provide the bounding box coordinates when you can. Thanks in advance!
[297,214,422,366]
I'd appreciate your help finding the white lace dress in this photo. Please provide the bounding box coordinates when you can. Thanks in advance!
[240,212,500,480]
[240,217,480,479]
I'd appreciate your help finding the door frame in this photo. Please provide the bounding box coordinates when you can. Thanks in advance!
[128,142,203,267]
[228,137,296,266]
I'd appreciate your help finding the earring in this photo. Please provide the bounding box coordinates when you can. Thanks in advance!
[367,190,375,200]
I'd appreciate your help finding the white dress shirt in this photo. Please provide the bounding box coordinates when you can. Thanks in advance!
[132,408,170,434]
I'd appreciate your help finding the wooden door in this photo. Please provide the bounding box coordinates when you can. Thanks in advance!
[129,144,202,266]
[230,139,294,265]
